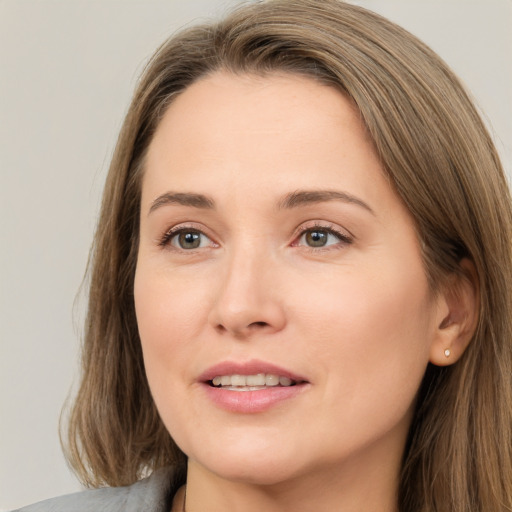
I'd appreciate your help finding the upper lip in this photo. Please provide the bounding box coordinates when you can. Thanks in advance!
[198,359,308,383]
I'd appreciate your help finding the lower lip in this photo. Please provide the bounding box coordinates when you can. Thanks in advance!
[201,383,309,413]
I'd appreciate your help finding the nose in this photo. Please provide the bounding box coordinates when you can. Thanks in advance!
[208,244,286,338]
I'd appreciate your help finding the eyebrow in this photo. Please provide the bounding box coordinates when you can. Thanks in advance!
[149,192,215,215]
[148,189,374,216]
[278,189,375,215]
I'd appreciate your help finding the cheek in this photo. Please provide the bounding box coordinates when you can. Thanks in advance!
[134,264,206,351]
[133,263,209,405]
[292,258,434,351]
[290,258,434,424]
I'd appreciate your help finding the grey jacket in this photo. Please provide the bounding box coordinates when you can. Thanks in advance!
[12,467,182,512]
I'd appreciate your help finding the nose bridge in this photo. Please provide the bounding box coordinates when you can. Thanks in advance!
[208,235,285,336]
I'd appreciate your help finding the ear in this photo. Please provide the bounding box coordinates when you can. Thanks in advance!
[429,259,480,366]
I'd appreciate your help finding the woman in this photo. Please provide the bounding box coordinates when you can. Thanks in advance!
[16,0,512,511]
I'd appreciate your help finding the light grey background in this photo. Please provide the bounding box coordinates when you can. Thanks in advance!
[1,0,511,509]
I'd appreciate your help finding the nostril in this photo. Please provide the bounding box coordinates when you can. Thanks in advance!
[213,321,269,337]
[250,321,269,328]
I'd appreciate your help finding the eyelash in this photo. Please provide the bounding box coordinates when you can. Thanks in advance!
[292,222,353,251]
[158,222,353,252]
[158,224,213,249]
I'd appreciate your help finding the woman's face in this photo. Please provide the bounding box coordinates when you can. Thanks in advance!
[135,72,444,485]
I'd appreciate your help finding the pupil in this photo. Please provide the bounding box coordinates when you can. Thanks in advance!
[307,230,327,247]
[179,232,200,249]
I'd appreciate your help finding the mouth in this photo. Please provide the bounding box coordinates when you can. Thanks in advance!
[209,373,299,391]
[199,360,309,413]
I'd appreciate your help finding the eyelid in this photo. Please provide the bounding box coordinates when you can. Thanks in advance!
[291,221,354,248]
[158,223,218,250]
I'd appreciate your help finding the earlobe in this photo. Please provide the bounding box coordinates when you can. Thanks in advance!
[429,259,480,367]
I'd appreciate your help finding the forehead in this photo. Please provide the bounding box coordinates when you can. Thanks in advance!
[142,71,388,205]
[148,72,362,156]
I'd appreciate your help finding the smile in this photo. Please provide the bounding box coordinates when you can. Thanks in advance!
[210,373,295,390]
[199,361,309,413]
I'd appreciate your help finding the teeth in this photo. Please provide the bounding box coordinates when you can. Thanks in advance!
[265,374,279,386]
[211,373,295,388]
[231,375,246,386]
[279,376,292,386]
[247,374,265,386]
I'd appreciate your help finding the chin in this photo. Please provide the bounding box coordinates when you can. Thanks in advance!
[185,435,311,486]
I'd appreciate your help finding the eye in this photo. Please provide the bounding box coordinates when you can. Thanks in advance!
[296,226,352,249]
[162,228,214,250]
[299,229,337,248]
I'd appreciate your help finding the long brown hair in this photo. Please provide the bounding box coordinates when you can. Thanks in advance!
[65,1,512,510]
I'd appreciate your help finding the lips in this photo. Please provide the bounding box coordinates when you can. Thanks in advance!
[198,360,310,413]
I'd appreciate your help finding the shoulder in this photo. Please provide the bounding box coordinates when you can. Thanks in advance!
[12,467,180,512]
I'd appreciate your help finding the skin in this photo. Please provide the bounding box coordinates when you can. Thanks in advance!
[134,72,461,512]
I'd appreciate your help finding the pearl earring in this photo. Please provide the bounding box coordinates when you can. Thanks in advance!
[444,348,451,358]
